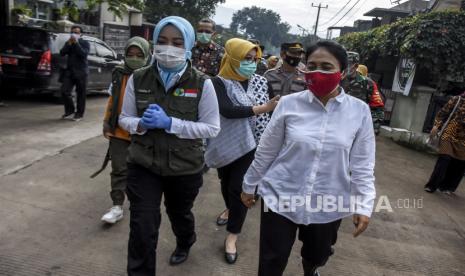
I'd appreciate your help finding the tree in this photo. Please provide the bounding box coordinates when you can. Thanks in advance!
[230,6,291,49]
[144,0,226,25]
[57,0,144,20]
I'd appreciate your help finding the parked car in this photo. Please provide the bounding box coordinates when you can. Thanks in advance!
[0,26,122,96]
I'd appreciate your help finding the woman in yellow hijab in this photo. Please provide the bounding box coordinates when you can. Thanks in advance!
[206,38,279,264]
[357,64,368,77]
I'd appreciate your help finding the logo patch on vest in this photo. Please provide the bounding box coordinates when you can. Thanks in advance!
[173,88,198,98]
[137,89,151,94]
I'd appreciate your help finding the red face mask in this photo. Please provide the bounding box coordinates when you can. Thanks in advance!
[304,70,342,97]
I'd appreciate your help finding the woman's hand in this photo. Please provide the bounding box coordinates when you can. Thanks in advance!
[430,126,439,137]
[241,192,256,208]
[103,121,111,139]
[352,214,370,238]
[253,95,280,115]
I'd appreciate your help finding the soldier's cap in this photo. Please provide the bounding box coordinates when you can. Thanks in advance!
[281,42,304,53]
[347,51,360,63]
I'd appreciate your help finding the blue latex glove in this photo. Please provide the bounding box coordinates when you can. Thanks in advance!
[139,104,172,130]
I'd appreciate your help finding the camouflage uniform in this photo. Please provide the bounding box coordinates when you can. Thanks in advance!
[342,52,385,134]
[192,41,224,77]
[255,58,268,75]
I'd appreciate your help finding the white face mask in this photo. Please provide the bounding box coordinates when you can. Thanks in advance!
[153,45,186,69]
[70,33,81,40]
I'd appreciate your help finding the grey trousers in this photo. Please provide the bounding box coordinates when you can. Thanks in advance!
[109,137,130,205]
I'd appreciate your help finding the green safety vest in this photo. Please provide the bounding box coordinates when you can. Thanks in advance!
[127,64,207,176]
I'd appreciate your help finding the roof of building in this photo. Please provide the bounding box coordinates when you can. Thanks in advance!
[364,8,410,17]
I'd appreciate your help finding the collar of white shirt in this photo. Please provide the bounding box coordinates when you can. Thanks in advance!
[307,88,346,104]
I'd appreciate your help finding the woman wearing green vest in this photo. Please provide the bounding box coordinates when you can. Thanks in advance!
[119,16,220,276]
[101,36,150,224]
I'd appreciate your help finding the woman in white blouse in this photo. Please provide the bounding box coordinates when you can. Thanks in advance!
[241,40,376,276]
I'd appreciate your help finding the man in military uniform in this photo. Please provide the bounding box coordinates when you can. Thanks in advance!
[264,42,307,97]
[191,18,224,77]
[341,51,385,134]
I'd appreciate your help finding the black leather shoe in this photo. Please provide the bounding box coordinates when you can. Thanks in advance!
[169,246,190,265]
[224,240,238,264]
[216,210,228,226]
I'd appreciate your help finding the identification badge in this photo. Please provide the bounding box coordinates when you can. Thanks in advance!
[173,88,198,98]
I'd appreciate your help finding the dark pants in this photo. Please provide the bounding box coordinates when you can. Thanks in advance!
[425,154,465,192]
[61,73,87,117]
[109,137,130,206]
[258,204,342,276]
[126,163,203,276]
[217,150,255,234]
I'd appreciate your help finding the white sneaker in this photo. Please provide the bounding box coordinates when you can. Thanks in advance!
[101,205,123,224]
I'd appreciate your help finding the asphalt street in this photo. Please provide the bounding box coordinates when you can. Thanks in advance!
[0,96,464,276]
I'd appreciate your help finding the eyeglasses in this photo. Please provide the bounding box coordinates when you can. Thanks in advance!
[197,30,213,34]
[243,56,259,63]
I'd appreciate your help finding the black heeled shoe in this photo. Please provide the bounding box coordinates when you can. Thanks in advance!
[216,209,228,226]
[224,239,238,264]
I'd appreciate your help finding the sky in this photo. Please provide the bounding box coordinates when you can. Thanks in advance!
[213,0,401,37]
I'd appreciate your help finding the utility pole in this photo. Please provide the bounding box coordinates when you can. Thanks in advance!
[311,3,328,36]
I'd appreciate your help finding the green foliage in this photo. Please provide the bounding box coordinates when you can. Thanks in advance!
[57,0,144,21]
[11,4,32,17]
[214,25,246,46]
[144,0,225,26]
[230,6,291,49]
[337,10,465,81]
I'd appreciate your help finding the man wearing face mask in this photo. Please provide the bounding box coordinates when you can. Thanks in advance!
[59,25,90,121]
[341,52,385,134]
[119,16,220,275]
[191,18,224,77]
[264,43,307,97]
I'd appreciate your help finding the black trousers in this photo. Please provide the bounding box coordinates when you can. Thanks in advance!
[217,149,255,234]
[258,204,342,276]
[126,163,203,276]
[61,73,87,116]
[425,154,465,192]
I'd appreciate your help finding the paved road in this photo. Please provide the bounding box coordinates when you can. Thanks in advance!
[0,97,464,276]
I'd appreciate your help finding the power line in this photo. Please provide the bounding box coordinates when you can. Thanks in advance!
[330,0,362,27]
[340,0,370,26]
[319,0,352,27]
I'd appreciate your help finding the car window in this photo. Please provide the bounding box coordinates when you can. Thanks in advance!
[50,34,68,54]
[95,43,115,59]
[87,41,97,56]
[0,27,49,54]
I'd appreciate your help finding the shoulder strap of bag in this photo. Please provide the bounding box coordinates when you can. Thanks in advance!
[439,96,462,136]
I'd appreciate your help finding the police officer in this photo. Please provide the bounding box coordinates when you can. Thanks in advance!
[341,51,385,134]
[119,16,220,276]
[264,42,307,97]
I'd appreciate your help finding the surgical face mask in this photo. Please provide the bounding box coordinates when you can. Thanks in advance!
[197,32,212,44]
[236,60,257,79]
[125,56,146,70]
[70,33,81,40]
[153,45,186,69]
